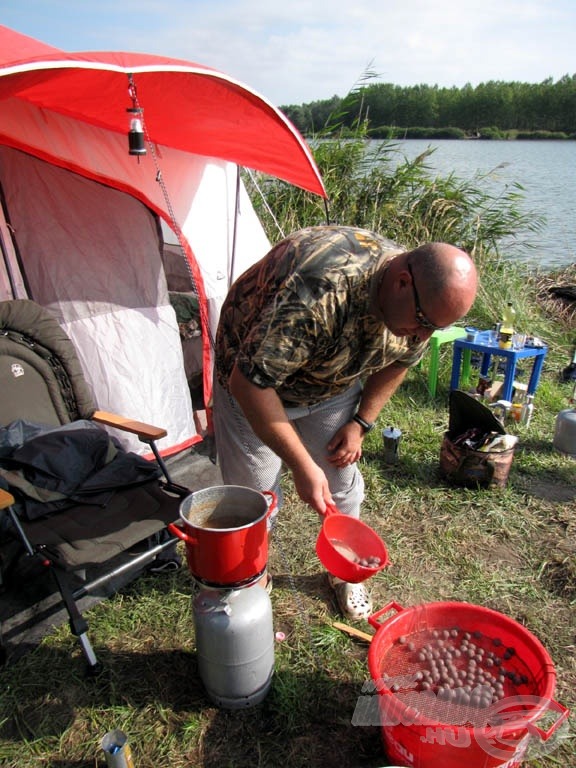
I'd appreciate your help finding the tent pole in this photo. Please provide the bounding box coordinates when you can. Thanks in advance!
[229,166,240,289]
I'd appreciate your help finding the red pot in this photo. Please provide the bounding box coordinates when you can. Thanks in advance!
[168,485,276,587]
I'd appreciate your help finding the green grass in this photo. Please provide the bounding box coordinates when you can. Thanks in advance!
[1,130,575,767]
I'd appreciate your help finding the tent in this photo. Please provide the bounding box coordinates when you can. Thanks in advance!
[0,25,327,455]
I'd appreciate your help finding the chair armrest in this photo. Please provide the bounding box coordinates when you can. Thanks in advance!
[0,488,15,510]
[91,410,167,442]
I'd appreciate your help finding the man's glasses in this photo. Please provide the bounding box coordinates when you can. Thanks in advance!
[407,263,444,331]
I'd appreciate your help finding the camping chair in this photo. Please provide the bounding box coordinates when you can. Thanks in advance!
[0,299,190,670]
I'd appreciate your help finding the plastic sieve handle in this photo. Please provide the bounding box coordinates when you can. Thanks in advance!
[528,701,570,741]
[367,601,405,631]
[322,502,342,518]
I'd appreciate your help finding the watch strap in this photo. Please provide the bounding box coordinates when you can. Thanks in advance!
[352,414,375,433]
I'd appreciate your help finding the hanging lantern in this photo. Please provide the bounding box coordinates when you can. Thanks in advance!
[127,78,146,157]
[127,107,146,155]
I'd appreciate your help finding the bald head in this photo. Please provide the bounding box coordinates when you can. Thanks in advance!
[405,242,478,324]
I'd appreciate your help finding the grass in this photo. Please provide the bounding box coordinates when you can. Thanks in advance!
[0,354,575,767]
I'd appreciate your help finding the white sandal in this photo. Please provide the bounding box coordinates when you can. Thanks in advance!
[328,574,372,621]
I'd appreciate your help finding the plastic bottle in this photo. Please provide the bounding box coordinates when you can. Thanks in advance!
[520,395,534,426]
[498,302,516,349]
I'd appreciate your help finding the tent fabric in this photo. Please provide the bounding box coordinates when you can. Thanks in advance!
[0,147,194,455]
[0,26,326,199]
[0,24,326,455]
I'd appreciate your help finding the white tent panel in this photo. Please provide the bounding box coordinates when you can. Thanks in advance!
[0,146,194,454]
[176,160,271,342]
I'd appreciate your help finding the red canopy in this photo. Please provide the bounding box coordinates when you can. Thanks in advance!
[0,25,326,198]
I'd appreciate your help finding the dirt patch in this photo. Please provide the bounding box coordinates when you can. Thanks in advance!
[522,479,575,502]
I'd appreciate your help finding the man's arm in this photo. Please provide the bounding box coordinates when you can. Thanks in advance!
[355,362,408,423]
[229,363,333,512]
[326,362,408,467]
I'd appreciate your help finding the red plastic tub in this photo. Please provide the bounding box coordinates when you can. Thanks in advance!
[366,601,569,768]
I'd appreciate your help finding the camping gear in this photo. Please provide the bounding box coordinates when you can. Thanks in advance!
[553,382,576,456]
[367,600,569,768]
[168,486,276,587]
[101,729,135,768]
[560,341,576,381]
[440,390,517,489]
[0,299,188,670]
[316,503,390,583]
[0,24,326,456]
[424,326,467,397]
[193,583,274,709]
[382,427,402,464]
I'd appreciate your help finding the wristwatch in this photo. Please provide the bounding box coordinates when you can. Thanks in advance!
[351,414,375,434]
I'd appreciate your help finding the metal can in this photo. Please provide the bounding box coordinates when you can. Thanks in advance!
[382,427,402,464]
[101,729,135,768]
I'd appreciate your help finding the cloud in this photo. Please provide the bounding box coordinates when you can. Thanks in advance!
[3,0,575,105]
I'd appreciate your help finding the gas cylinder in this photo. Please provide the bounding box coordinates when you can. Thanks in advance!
[193,583,274,709]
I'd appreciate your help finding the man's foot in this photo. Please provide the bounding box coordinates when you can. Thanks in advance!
[328,574,372,621]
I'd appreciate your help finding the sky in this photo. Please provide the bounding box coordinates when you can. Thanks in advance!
[3,0,575,107]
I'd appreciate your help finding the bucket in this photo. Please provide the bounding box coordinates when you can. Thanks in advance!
[316,503,390,583]
[168,485,276,587]
[367,601,569,768]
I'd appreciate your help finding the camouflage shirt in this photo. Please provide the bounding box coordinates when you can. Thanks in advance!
[215,225,427,407]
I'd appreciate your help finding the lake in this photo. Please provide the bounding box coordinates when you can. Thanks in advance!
[372,139,576,272]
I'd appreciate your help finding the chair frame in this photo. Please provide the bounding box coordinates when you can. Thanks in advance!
[0,417,189,670]
[0,300,191,670]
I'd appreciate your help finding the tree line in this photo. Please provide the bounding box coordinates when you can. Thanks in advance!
[281,75,576,138]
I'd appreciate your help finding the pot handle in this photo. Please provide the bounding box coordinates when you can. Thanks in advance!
[263,490,278,518]
[367,601,405,631]
[167,522,198,546]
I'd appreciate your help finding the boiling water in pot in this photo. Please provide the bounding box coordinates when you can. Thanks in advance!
[186,499,258,529]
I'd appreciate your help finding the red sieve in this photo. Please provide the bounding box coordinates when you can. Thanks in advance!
[315,502,390,583]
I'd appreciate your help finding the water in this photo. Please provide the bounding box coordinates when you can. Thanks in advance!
[370,139,576,271]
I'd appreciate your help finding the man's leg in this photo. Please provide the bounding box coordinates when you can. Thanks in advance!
[290,382,365,518]
[290,384,372,622]
[212,379,283,517]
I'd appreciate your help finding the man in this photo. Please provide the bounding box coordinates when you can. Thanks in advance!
[213,225,478,620]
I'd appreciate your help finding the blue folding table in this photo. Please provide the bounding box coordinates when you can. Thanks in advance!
[450,331,547,402]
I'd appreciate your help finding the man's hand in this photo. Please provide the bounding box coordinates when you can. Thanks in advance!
[291,462,334,515]
[326,421,364,468]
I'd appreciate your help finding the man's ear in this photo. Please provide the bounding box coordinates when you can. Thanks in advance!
[396,268,412,292]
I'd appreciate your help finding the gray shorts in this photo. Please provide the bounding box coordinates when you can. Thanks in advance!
[212,378,365,518]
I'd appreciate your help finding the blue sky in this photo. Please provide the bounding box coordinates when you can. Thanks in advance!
[3,0,575,106]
